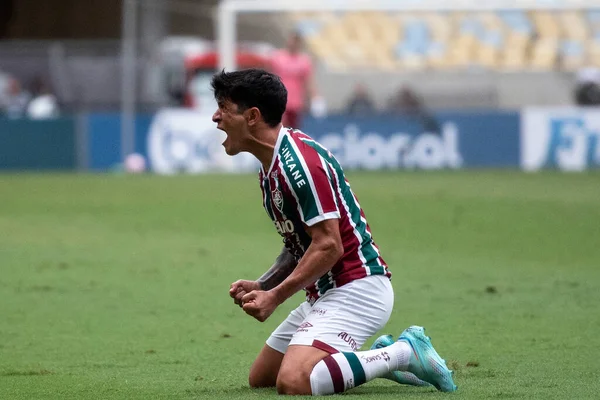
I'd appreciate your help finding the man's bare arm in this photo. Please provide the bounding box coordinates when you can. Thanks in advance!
[240,219,343,322]
[257,246,298,291]
[271,219,343,305]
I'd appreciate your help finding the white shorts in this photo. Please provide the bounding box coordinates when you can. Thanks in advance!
[266,275,394,354]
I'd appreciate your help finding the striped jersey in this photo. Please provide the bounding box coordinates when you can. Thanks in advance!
[259,127,390,304]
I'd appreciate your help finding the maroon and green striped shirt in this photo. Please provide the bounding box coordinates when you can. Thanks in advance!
[259,127,390,304]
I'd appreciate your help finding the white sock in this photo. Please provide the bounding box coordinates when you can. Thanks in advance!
[309,341,413,395]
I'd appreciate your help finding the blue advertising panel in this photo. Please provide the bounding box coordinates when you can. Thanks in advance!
[87,113,153,170]
[0,117,76,170]
[302,111,520,169]
[86,110,520,172]
[521,107,600,171]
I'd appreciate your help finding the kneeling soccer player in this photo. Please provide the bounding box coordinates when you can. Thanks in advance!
[211,68,457,395]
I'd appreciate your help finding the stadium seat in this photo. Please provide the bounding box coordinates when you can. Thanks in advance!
[532,11,560,40]
[426,41,448,69]
[560,11,588,41]
[498,10,533,36]
[293,8,600,72]
[561,39,586,70]
[587,37,600,66]
[531,38,559,70]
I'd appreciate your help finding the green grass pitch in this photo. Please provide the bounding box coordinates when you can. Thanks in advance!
[1,171,599,399]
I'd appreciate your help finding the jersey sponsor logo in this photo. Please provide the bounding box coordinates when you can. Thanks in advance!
[274,219,295,235]
[280,143,308,188]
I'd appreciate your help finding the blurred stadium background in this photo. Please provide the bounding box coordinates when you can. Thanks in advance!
[0,0,599,172]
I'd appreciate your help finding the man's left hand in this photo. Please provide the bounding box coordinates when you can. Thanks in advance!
[241,290,279,322]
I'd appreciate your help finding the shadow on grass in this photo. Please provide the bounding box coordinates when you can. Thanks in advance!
[0,369,54,376]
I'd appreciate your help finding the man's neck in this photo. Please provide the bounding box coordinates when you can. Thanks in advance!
[247,124,282,172]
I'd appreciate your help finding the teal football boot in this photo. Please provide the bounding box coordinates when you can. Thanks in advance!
[371,334,433,387]
[398,326,457,392]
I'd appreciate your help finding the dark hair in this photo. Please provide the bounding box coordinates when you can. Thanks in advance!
[211,68,287,127]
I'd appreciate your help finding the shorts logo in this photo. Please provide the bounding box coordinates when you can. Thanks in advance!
[309,307,327,316]
[338,331,359,351]
[297,322,313,332]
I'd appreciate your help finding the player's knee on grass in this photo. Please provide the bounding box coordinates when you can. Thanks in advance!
[248,344,284,388]
[276,364,312,395]
[276,345,329,395]
[248,368,276,388]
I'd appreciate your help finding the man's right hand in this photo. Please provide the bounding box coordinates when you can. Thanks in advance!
[229,280,260,307]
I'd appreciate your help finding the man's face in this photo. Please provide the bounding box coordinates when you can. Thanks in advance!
[212,99,248,156]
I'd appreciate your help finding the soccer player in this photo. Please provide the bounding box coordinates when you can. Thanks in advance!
[211,68,457,396]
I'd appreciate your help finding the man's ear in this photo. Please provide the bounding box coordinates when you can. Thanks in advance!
[246,107,261,126]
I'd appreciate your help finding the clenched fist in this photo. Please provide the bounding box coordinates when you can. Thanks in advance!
[229,280,260,307]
